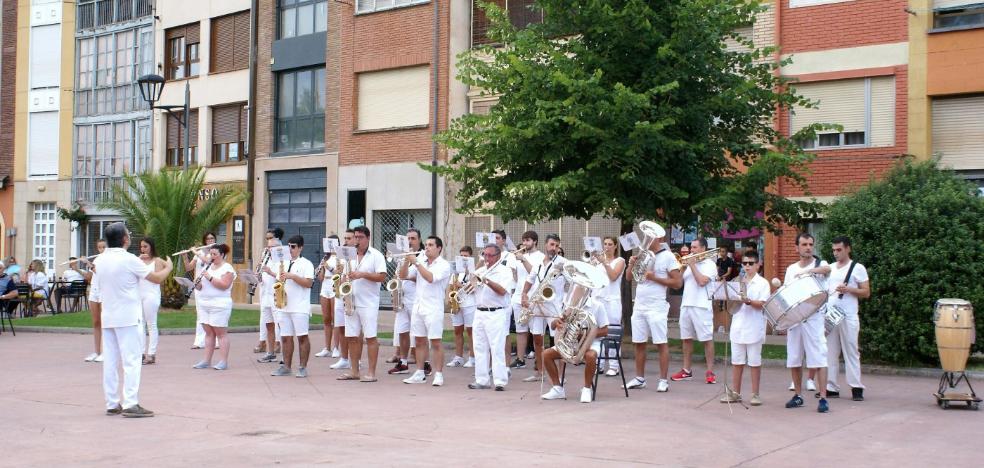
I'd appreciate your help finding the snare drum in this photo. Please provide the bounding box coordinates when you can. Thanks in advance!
[822,304,846,336]
[763,275,829,331]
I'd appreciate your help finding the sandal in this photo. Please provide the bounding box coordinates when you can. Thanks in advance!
[336,374,358,381]
[359,376,378,383]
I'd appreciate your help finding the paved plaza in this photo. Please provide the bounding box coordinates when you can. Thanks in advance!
[1,331,980,467]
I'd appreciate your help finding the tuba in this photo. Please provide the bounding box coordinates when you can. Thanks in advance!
[518,261,564,325]
[273,260,287,309]
[630,221,666,282]
[553,261,609,365]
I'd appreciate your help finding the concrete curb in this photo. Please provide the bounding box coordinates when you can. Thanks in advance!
[11,325,325,335]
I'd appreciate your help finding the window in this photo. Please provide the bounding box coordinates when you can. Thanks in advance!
[932,95,984,171]
[167,110,200,166]
[165,23,201,80]
[279,0,327,39]
[29,112,60,178]
[76,29,146,116]
[211,11,251,73]
[30,25,61,89]
[276,67,325,152]
[96,35,113,87]
[791,76,895,149]
[472,0,544,46]
[33,203,57,277]
[212,103,248,164]
[934,3,984,29]
[356,0,429,15]
[73,119,151,203]
[357,66,430,131]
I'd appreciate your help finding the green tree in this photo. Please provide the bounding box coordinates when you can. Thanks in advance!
[101,168,248,309]
[819,159,984,365]
[430,0,826,232]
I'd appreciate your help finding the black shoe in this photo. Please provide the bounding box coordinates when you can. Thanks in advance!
[105,405,122,416]
[495,385,505,391]
[816,390,839,399]
[121,405,155,418]
[388,363,409,375]
[785,395,804,408]
[424,361,432,376]
[818,398,829,413]
[509,358,526,369]
[852,387,864,401]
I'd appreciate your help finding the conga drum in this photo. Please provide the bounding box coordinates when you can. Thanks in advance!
[934,299,975,373]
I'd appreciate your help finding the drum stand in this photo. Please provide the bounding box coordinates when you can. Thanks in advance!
[934,371,981,410]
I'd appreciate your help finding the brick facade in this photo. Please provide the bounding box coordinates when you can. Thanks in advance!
[0,0,16,181]
[780,0,908,53]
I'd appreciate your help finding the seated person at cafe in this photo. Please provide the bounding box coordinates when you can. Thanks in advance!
[0,262,21,315]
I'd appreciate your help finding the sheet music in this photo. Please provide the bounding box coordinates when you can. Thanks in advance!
[271,246,290,262]
[455,256,475,274]
[395,234,410,253]
[505,236,516,252]
[583,236,602,252]
[337,246,357,260]
[323,237,339,252]
[619,232,641,251]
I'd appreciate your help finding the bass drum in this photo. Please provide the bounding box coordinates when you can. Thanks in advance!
[763,275,828,332]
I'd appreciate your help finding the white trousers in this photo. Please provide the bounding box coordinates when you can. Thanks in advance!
[827,314,864,391]
[473,308,510,387]
[193,302,206,347]
[258,306,282,342]
[102,325,143,410]
[142,295,160,355]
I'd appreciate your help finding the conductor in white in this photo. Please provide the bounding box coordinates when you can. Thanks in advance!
[95,222,173,417]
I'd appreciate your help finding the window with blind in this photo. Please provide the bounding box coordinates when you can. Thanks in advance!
[356,0,428,15]
[276,67,325,152]
[211,11,251,74]
[280,0,327,39]
[932,95,984,171]
[212,103,247,164]
[472,1,544,46]
[357,66,430,131]
[790,76,895,149]
[166,110,200,166]
[166,23,201,80]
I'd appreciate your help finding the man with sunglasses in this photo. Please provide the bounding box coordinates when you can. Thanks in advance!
[269,236,315,377]
[338,226,387,382]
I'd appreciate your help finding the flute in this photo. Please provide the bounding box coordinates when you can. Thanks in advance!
[59,254,99,266]
[171,243,218,257]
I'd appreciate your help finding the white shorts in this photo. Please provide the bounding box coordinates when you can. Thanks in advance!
[394,307,411,334]
[199,304,231,328]
[260,306,276,325]
[333,300,345,327]
[511,301,528,333]
[278,312,310,337]
[631,301,669,344]
[319,280,334,299]
[679,306,713,342]
[411,311,444,340]
[451,305,476,327]
[345,307,378,338]
[88,282,101,303]
[732,341,763,366]
[786,317,828,368]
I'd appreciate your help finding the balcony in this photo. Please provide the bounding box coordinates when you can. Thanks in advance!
[77,0,153,32]
[472,0,544,47]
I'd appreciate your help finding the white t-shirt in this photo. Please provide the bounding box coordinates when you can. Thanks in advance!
[730,274,770,344]
[63,269,85,283]
[196,262,237,308]
[283,256,314,315]
[94,248,152,328]
[475,262,515,309]
[634,246,680,303]
[511,250,545,302]
[28,271,49,296]
[351,247,387,309]
[413,256,451,315]
[597,257,624,301]
[681,257,717,309]
[259,259,282,309]
[784,258,829,327]
[827,261,868,316]
[526,255,568,314]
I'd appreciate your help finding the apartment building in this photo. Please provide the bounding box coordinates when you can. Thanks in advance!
[0,1,17,258]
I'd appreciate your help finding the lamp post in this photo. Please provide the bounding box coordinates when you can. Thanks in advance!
[137,74,192,171]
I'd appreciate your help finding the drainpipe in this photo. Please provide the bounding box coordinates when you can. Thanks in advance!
[430,0,440,234]
[246,0,259,253]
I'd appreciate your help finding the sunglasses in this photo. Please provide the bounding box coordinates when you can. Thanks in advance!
[742,261,757,265]
[289,244,300,249]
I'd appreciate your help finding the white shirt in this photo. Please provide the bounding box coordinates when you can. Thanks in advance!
[260,259,282,308]
[511,250,544,302]
[526,255,568,314]
[634,245,680,303]
[730,274,770,344]
[412,256,451,315]
[597,257,624,301]
[94,248,152,328]
[284,256,314,314]
[63,269,85,283]
[351,247,387,309]
[28,271,49,296]
[827,260,868,316]
[475,261,515,309]
[784,258,829,327]
[681,257,717,309]
[196,262,236,308]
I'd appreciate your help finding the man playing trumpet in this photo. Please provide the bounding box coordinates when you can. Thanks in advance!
[400,236,452,386]
[671,238,720,385]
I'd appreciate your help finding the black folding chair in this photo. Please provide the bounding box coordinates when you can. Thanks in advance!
[13,284,32,318]
[592,326,629,399]
[58,281,88,313]
[0,302,14,336]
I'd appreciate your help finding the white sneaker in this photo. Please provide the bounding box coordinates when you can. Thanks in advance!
[522,374,542,383]
[580,387,593,403]
[541,386,566,400]
[93,354,104,363]
[526,351,535,360]
[806,379,817,392]
[789,381,796,391]
[315,347,331,358]
[329,358,351,370]
[656,379,669,392]
[623,377,647,389]
[331,347,341,358]
[463,357,475,368]
[403,370,427,384]
[605,368,619,377]
[84,353,99,362]
[432,372,444,386]
[446,356,464,367]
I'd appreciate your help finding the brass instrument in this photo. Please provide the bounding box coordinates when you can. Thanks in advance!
[273,260,287,309]
[333,256,354,316]
[386,252,417,311]
[676,248,724,271]
[553,261,608,365]
[510,246,528,255]
[186,260,214,298]
[247,249,271,297]
[331,256,344,296]
[461,261,501,295]
[630,221,666,282]
[447,272,462,314]
[518,260,564,325]
[581,250,604,265]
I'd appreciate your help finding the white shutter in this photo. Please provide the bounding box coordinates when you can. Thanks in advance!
[932,95,984,171]
[934,1,981,10]
[723,26,753,53]
[791,79,866,134]
[869,76,896,147]
[357,66,430,131]
[28,112,60,177]
[30,25,61,88]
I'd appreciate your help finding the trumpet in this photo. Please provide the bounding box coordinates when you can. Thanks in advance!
[510,246,528,255]
[171,243,218,257]
[581,250,604,265]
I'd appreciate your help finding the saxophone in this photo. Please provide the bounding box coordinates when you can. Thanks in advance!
[447,272,462,314]
[248,249,270,297]
[334,258,354,316]
[518,261,564,325]
[273,260,287,309]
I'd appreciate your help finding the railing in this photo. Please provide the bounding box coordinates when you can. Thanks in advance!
[77,0,154,32]
[472,0,544,47]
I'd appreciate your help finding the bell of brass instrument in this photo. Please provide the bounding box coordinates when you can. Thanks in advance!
[630,221,666,282]
[553,261,608,365]
[676,248,724,271]
[273,260,288,309]
[447,272,462,314]
[518,262,564,325]
[387,277,403,311]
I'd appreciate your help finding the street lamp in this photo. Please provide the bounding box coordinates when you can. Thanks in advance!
[138,74,192,170]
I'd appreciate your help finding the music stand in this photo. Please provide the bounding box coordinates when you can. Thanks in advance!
[238,270,259,286]
[174,277,195,297]
[704,280,749,411]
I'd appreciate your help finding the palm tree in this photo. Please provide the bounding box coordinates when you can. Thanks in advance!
[101,168,248,309]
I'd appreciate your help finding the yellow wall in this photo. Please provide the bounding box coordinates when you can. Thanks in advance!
[927,28,984,96]
[907,0,932,160]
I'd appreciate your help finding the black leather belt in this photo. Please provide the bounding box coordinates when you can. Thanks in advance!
[477,307,502,311]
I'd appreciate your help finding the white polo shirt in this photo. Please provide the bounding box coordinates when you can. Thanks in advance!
[681,257,717,309]
[730,274,770,344]
[412,256,451,315]
[282,256,314,314]
[475,262,515,309]
[351,247,387,309]
[635,246,680,303]
[94,247,152,328]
